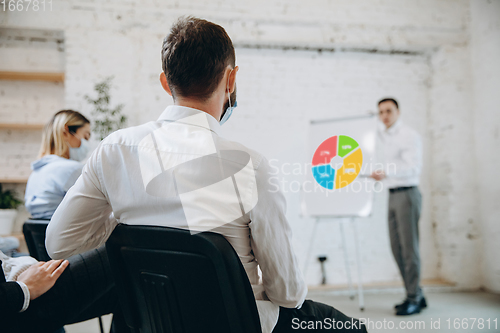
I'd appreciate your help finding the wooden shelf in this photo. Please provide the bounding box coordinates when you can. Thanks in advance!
[0,71,64,82]
[0,123,44,130]
[0,178,29,183]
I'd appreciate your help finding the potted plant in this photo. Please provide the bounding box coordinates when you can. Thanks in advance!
[84,76,127,141]
[0,184,23,235]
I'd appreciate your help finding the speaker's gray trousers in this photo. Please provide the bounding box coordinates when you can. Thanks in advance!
[388,186,423,302]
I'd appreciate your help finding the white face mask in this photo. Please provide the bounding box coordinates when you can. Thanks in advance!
[68,133,90,161]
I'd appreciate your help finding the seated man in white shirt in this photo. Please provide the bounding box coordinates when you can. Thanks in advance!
[47,16,367,333]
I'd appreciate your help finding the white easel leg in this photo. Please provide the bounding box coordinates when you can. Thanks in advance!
[303,217,320,280]
[352,217,365,311]
[340,219,355,300]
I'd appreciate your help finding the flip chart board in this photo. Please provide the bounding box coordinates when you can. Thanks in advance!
[302,114,378,217]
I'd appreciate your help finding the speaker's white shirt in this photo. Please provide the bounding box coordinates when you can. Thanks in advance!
[378,119,422,189]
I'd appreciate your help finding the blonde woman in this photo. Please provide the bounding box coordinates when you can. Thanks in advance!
[25,110,91,219]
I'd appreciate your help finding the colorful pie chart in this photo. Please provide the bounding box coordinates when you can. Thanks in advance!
[312,135,363,190]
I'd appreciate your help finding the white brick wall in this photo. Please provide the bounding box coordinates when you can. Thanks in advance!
[0,80,64,124]
[428,43,482,289]
[0,28,65,180]
[222,48,436,285]
[469,0,500,293]
[0,0,497,290]
[0,28,64,72]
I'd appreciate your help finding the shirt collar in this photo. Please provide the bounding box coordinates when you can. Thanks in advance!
[385,118,403,135]
[157,105,221,135]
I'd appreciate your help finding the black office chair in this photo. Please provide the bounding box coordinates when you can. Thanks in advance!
[22,219,105,333]
[22,219,52,261]
[106,224,262,333]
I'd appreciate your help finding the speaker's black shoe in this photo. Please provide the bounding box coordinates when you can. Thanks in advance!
[396,300,422,316]
[420,296,428,309]
[395,297,427,310]
[394,299,409,310]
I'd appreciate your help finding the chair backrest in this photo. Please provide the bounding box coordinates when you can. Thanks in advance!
[106,224,262,333]
[22,219,51,261]
[0,260,6,283]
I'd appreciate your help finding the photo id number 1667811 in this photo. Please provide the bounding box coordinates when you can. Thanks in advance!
[1,0,52,11]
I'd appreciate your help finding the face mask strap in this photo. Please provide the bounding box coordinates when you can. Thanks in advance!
[227,68,234,109]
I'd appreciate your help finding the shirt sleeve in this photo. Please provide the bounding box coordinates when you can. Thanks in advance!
[387,130,423,179]
[248,156,307,309]
[16,281,30,312]
[46,145,118,259]
[61,163,84,193]
[1,255,31,312]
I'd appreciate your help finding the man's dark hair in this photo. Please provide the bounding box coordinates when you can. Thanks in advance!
[378,98,399,109]
[161,17,236,101]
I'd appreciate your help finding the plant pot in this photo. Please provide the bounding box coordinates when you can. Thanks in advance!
[0,209,17,236]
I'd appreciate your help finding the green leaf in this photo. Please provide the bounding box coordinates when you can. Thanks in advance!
[85,77,127,141]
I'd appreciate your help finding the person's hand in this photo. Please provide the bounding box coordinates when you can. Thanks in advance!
[371,170,386,181]
[17,260,69,300]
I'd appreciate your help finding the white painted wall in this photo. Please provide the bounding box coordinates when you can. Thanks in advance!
[428,43,482,289]
[0,0,497,290]
[469,0,500,293]
[222,48,435,285]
